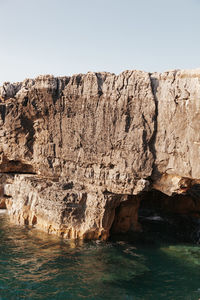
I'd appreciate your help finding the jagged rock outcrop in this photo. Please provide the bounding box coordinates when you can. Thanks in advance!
[0,69,200,239]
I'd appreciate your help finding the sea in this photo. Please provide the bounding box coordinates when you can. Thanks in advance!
[0,210,200,300]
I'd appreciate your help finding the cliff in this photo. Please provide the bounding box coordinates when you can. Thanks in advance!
[0,69,200,239]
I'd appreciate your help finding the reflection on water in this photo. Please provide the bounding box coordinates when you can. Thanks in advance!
[161,245,200,267]
[0,211,200,300]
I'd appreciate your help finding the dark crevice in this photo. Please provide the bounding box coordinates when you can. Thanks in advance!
[124,96,133,133]
[20,115,35,154]
[1,171,37,175]
[22,97,29,107]
[187,184,200,202]
[62,182,74,190]
[96,73,103,98]
[75,75,82,86]
[149,74,159,179]
[47,157,53,169]
[0,165,37,174]
[2,195,12,199]
[0,104,6,123]
[142,129,148,152]
[52,78,60,104]
[125,106,131,133]
[0,159,36,174]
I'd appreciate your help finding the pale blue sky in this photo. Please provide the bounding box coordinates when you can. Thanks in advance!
[0,0,200,84]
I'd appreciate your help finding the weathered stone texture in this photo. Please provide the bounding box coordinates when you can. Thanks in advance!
[0,71,155,194]
[0,69,200,239]
[151,69,200,194]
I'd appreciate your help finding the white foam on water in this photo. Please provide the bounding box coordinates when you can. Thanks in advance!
[146,215,164,221]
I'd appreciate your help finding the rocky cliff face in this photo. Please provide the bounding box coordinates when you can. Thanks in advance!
[0,69,200,239]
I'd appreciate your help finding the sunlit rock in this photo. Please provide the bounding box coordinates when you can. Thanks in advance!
[0,69,200,239]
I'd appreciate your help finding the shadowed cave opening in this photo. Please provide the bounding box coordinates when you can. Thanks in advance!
[110,189,200,244]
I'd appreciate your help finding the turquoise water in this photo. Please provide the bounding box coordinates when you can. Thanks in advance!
[0,211,200,300]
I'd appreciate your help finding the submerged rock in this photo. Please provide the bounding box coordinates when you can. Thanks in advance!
[0,69,200,239]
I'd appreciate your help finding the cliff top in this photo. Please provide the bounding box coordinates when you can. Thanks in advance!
[1,68,200,101]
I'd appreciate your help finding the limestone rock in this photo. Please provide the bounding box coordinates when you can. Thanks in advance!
[4,174,123,240]
[0,69,200,239]
[151,69,200,194]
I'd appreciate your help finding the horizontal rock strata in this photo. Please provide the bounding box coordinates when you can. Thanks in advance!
[0,69,200,239]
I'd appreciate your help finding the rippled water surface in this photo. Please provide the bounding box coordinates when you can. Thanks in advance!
[0,211,200,300]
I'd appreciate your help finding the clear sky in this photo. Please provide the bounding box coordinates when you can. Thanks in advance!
[0,0,200,84]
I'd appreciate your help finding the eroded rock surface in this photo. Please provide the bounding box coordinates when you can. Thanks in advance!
[0,69,200,239]
[151,69,200,195]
